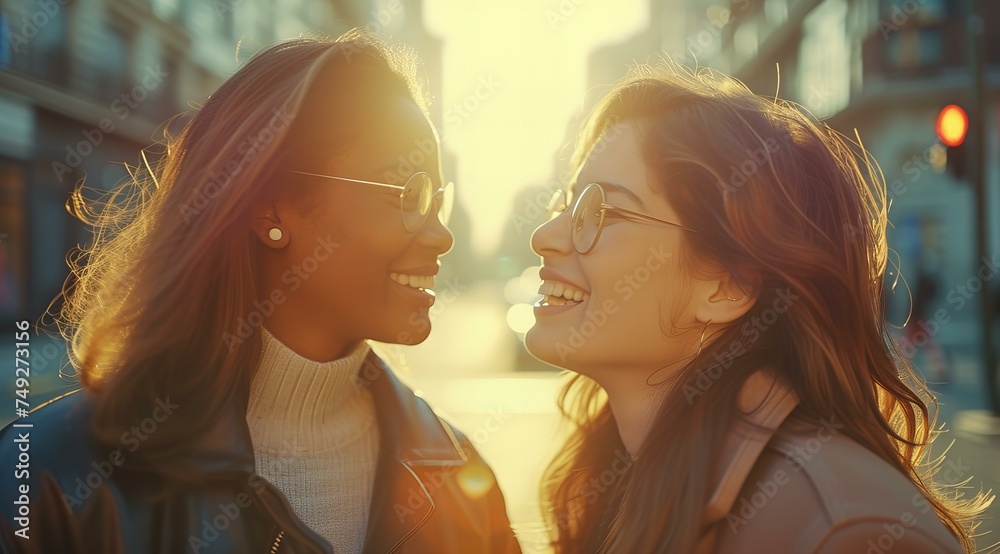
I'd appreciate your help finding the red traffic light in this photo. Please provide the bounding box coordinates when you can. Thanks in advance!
[936,104,968,147]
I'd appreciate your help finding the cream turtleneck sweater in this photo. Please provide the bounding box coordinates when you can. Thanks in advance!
[245,326,380,554]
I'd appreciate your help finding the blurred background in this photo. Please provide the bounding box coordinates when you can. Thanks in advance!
[0,0,999,551]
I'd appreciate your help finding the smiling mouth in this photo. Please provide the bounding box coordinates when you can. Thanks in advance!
[536,279,589,307]
[389,272,436,296]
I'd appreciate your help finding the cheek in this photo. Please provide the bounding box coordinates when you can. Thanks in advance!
[585,245,688,335]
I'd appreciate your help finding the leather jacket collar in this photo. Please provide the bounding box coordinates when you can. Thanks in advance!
[131,350,467,479]
[113,350,468,553]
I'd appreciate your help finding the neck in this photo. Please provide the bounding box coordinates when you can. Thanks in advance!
[263,303,359,361]
[602,377,662,458]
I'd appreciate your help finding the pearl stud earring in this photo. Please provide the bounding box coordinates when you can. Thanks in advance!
[268,228,283,241]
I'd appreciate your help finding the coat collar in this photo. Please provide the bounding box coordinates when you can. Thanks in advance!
[358,353,468,553]
[170,350,468,477]
[167,351,468,553]
[77,351,465,554]
[703,367,800,525]
[358,353,468,466]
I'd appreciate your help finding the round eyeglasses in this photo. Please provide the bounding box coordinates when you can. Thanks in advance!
[546,182,699,254]
[289,170,454,232]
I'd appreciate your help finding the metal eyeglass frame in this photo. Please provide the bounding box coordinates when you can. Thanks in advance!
[288,170,453,232]
[551,182,700,254]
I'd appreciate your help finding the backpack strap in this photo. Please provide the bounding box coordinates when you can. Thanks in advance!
[696,368,801,552]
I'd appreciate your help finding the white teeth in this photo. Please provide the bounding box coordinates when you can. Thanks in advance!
[544,295,574,306]
[535,280,589,304]
[389,272,435,291]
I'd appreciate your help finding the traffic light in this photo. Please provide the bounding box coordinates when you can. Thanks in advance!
[936,104,968,180]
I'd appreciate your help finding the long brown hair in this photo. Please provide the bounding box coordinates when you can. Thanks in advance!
[541,60,992,553]
[46,30,426,480]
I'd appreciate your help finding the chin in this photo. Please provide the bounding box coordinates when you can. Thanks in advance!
[383,316,432,345]
[399,329,430,345]
[524,326,570,370]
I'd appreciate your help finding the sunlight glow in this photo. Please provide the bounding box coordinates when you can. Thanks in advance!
[506,303,536,334]
[424,0,647,256]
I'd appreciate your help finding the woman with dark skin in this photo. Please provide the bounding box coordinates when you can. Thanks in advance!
[0,32,521,554]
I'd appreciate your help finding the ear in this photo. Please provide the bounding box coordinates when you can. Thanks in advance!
[694,272,759,325]
[251,202,288,249]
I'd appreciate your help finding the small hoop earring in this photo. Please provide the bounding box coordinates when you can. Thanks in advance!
[646,319,713,386]
[696,319,711,358]
[268,228,283,241]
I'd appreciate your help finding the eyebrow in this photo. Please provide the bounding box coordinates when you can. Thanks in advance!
[593,181,647,209]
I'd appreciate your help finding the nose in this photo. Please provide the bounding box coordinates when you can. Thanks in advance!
[530,210,573,258]
[416,209,455,256]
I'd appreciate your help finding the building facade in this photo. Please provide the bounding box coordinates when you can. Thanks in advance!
[0,0,441,327]
[585,0,999,355]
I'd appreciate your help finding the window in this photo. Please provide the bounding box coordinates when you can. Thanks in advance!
[0,159,27,318]
[3,0,70,86]
[152,0,181,21]
[878,0,948,71]
[799,0,851,117]
[765,0,788,26]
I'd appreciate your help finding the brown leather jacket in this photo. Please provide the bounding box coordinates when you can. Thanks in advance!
[0,353,522,554]
[698,370,965,553]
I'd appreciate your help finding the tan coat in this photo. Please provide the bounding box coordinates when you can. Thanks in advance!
[697,370,965,553]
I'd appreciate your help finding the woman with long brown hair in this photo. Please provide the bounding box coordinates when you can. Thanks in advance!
[527,61,993,553]
[0,31,520,553]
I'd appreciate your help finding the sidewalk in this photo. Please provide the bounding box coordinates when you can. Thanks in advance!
[927,427,1000,553]
[924,350,1000,553]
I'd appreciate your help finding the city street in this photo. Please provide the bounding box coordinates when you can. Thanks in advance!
[1,0,998,551]
[4,287,999,553]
